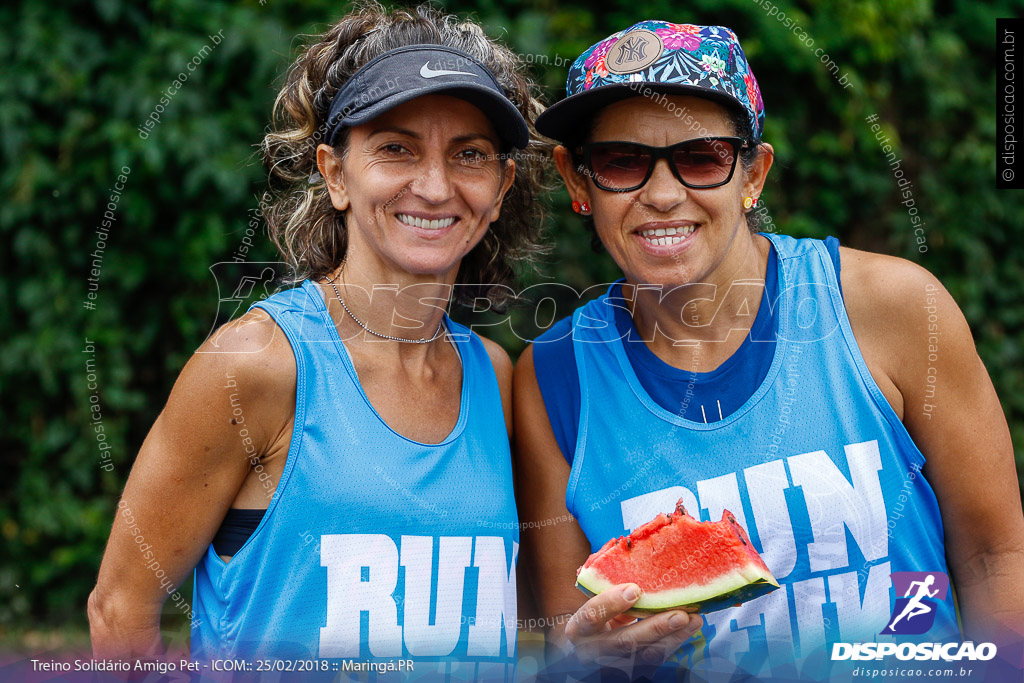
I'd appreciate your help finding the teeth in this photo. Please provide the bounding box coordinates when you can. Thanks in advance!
[638,225,696,245]
[397,214,456,230]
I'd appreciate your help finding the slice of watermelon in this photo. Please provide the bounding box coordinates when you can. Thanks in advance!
[576,500,779,615]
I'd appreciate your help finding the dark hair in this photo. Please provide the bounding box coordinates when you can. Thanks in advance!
[260,1,550,310]
[727,106,769,232]
[568,95,768,250]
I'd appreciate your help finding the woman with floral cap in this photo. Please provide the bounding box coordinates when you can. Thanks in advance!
[515,20,1024,681]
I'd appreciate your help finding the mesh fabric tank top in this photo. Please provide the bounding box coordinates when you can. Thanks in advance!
[191,280,519,682]
[565,234,958,681]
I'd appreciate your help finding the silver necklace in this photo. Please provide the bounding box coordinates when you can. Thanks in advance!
[323,273,445,344]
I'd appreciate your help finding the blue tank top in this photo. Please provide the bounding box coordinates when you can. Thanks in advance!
[534,237,842,463]
[191,279,519,681]
[563,234,958,681]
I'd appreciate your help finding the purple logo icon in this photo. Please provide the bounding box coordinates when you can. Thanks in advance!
[881,572,950,635]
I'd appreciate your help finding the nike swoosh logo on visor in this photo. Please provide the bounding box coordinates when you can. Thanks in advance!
[420,62,478,79]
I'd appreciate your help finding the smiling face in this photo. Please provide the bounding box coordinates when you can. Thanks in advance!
[555,94,773,289]
[317,94,515,281]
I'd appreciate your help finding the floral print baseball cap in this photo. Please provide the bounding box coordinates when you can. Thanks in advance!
[535,21,764,144]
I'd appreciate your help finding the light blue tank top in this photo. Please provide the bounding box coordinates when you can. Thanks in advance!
[565,234,958,680]
[191,279,519,682]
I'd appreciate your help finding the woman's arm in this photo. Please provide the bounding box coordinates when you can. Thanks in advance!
[87,309,296,659]
[512,344,591,639]
[513,344,698,669]
[843,249,1024,644]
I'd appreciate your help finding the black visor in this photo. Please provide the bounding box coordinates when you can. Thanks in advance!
[325,45,530,149]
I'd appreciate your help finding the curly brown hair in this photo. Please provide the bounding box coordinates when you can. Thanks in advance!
[260,1,550,310]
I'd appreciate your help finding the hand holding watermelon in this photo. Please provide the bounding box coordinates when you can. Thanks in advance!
[562,500,779,669]
[576,500,779,615]
[564,582,701,668]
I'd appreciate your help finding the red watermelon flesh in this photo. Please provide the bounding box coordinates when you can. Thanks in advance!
[575,500,779,614]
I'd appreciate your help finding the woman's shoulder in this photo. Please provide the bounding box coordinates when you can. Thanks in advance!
[521,314,579,404]
[474,333,513,386]
[192,308,297,402]
[151,309,297,464]
[837,246,945,314]
[838,245,969,351]
[837,246,973,407]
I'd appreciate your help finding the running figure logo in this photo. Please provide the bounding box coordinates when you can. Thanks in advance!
[204,262,286,347]
[881,571,951,635]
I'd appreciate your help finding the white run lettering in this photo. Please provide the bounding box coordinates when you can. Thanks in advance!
[734,588,796,678]
[617,438,896,677]
[620,486,698,533]
[697,472,749,532]
[698,585,794,674]
[467,537,518,657]
[827,562,892,638]
[400,536,472,656]
[702,603,748,664]
[791,576,828,658]
[744,459,797,580]
[318,535,515,659]
[319,534,402,657]
[787,440,887,572]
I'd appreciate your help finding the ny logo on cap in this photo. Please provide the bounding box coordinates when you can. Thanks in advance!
[606,29,663,75]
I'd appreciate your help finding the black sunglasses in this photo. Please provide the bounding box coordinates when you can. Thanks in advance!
[575,136,748,192]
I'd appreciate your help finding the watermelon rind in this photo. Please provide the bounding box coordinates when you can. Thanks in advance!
[576,566,778,616]
[577,569,774,618]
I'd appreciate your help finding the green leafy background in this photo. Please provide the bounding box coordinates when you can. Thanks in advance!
[2,0,1021,648]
